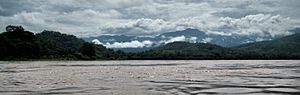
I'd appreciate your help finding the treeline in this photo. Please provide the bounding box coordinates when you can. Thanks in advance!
[233,33,300,59]
[0,25,126,60]
[127,42,300,60]
[0,25,299,60]
[126,42,255,60]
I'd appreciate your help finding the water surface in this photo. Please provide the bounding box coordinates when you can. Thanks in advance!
[0,60,299,95]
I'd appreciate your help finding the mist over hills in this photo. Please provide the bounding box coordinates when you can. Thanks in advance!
[132,32,300,60]
[83,28,299,52]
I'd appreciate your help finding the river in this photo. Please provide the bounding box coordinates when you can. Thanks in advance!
[0,60,299,95]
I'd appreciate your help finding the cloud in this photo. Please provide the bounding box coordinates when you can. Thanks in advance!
[217,14,295,37]
[161,36,198,44]
[92,39,102,45]
[164,36,187,44]
[0,0,37,16]
[100,18,174,35]
[100,14,297,37]
[93,36,199,48]
[190,37,198,43]
[93,39,154,48]
[0,0,300,37]
[201,38,213,43]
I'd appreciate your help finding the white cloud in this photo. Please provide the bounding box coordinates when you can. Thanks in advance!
[92,39,103,45]
[201,38,213,43]
[190,37,198,43]
[164,36,187,44]
[218,14,295,37]
[93,39,154,48]
[161,36,198,44]
[93,36,199,48]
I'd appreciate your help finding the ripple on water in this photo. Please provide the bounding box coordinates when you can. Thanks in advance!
[198,87,263,94]
[48,63,187,67]
[265,88,300,93]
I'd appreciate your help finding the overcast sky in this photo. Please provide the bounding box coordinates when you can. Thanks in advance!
[0,0,300,37]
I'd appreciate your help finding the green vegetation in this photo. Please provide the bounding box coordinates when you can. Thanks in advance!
[234,33,300,59]
[0,25,126,60]
[0,25,299,60]
[127,42,259,60]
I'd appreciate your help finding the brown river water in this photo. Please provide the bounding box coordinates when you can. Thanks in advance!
[0,60,299,95]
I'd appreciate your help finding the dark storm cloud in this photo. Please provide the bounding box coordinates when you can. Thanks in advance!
[0,0,37,16]
[0,0,299,37]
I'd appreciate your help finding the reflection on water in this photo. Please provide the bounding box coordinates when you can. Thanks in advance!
[0,60,299,95]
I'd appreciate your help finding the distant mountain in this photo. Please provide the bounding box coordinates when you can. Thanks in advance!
[159,28,206,38]
[235,33,300,55]
[129,33,300,59]
[289,27,300,33]
[159,28,278,47]
[83,28,292,52]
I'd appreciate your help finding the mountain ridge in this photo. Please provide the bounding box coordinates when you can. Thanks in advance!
[83,28,297,52]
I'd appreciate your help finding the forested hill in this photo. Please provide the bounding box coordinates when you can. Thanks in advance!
[0,25,126,60]
[234,33,300,58]
[127,42,258,60]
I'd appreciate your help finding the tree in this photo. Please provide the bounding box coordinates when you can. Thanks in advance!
[6,25,24,32]
[80,42,96,57]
